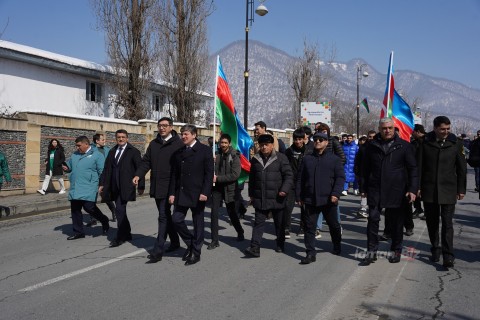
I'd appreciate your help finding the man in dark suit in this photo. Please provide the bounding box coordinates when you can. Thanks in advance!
[133,117,183,263]
[169,124,214,265]
[417,116,467,268]
[360,118,418,264]
[99,129,144,247]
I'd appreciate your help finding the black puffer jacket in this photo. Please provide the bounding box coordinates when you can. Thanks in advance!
[248,150,293,210]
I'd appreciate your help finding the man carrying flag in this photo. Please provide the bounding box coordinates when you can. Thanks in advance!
[382,52,415,142]
[214,56,253,183]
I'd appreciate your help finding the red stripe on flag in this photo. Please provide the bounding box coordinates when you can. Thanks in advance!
[216,77,235,114]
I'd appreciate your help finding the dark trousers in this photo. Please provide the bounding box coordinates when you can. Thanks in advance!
[234,182,246,217]
[368,206,405,253]
[283,190,295,231]
[413,197,423,212]
[172,203,206,256]
[151,198,180,255]
[250,209,285,249]
[114,196,131,241]
[71,200,108,235]
[303,204,341,256]
[424,202,455,259]
[210,190,244,242]
[384,200,414,233]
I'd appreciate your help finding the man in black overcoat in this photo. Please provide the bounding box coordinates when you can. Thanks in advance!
[360,118,418,264]
[417,116,467,268]
[133,117,183,263]
[169,124,214,266]
[99,129,144,247]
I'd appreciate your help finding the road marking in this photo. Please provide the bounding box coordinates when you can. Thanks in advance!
[19,249,146,292]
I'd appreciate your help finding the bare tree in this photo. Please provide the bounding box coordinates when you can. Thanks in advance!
[156,0,213,124]
[286,40,335,127]
[92,0,158,120]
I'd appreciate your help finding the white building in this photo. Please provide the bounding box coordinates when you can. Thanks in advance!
[0,40,212,121]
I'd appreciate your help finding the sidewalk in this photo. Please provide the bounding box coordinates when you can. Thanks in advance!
[0,182,151,219]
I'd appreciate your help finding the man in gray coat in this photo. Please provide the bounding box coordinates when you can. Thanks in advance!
[244,134,293,257]
[418,116,467,268]
[207,133,245,250]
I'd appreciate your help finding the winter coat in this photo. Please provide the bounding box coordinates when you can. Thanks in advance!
[360,133,418,208]
[135,131,184,199]
[44,147,65,176]
[418,132,467,204]
[326,138,346,165]
[65,147,104,202]
[296,150,345,207]
[169,140,214,208]
[467,138,480,168]
[248,150,293,210]
[342,142,358,182]
[0,151,12,184]
[213,147,241,203]
[100,143,145,202]
[285,144,308,189]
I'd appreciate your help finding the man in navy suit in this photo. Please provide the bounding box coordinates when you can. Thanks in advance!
[169,124,214,265]
[99,129,144,247]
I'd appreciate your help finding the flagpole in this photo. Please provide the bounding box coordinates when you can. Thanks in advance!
[213,55,220,159]
[386,51,394,117]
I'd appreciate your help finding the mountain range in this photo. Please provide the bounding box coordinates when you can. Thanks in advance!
[208,40,480,134]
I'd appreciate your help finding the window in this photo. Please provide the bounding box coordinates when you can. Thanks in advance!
[86,81,102,102]
[152,94,164,112]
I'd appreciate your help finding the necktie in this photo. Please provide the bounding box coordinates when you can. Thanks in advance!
[115,146,123,163]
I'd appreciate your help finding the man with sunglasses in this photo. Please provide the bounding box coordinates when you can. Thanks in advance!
[296,132,345,264]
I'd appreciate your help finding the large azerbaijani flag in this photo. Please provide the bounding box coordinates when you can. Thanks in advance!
[381,52,414,141]
[214,56,253,183]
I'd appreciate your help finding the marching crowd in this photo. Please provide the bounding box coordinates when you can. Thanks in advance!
[2,115,479,268]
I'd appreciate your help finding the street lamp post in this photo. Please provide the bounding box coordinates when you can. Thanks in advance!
[244,0,268,129]
[356,64,368,137]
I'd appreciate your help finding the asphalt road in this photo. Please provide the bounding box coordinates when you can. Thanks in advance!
[1,171,479,320]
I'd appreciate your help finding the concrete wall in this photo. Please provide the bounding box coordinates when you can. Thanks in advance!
[1,112,292,196]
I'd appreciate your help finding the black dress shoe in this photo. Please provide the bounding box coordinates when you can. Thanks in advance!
[388,253,401,263]
[275,245,284,253]
[185,255,200,266]
[126,234,133,241]
[237,233,245,241]
[207,241,220,250]
[332,248,342,255]
[109,240,125,247]
[182,248,192,261]
[67,234,85,240]
[430,254,440,263]
[300,255,316,264]
[405,229,414,236]
[443,258,455,268]
[146,254,162,263]
[244,246,260,257]
[86,220,97,227]
[166,245,180,253]
[102,224,110,235]
[363,252,377,265]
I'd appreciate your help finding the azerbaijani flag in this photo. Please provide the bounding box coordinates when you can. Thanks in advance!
[214,56,253,183]
[381,52,414,141]
[361,97,369,113]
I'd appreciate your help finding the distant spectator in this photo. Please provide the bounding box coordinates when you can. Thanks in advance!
[0,150,12,216]
[37,139,66,195]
